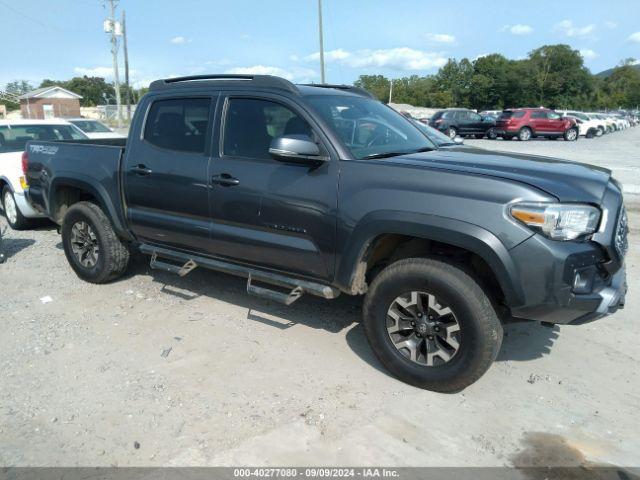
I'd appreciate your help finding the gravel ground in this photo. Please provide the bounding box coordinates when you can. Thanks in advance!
[0,128,639,468]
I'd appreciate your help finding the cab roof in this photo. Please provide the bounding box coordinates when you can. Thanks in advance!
[148,74,375,99]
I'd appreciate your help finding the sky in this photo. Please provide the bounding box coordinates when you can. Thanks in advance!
[1,0,639,89]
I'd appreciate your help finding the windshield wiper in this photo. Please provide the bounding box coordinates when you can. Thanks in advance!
[362,146,434,160]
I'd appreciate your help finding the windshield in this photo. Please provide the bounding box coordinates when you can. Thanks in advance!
[70,120,112,133]
[412,120,456,146]
[306,95,435,159]
[0,124,87,153]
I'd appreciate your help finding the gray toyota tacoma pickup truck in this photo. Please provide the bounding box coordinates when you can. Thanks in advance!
[23,75,628,392]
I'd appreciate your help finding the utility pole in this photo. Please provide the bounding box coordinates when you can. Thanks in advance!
[105,0,122,127]
[121,9,131,122]
[318,0,325,83]
[388,79,393,104]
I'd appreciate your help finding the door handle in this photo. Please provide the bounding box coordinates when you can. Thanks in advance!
[211,173,240,186]
[130,164,152,176]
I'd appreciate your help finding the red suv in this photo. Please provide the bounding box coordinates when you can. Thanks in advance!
[494,108,579,141]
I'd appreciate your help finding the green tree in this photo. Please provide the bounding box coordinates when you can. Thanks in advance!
[354,75,391,102]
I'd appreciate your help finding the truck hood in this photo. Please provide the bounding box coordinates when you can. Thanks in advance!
[383,147,611,203]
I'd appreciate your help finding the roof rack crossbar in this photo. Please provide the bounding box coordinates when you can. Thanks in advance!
[300,83,376,99]
[149,74,299,94]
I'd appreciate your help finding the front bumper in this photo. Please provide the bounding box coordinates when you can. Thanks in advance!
[509,183,628,325]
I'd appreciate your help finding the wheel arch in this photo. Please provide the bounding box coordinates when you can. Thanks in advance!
[335,211,525,307]
[48,177,132,240]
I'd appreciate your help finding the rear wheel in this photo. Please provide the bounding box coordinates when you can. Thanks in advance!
[61,201,130,283]
[2,187,32,230]
[564,127,578,141]
[363,258,503,392]
[518,127,532,141]
[448,127,458,139]
[596,127,604,136]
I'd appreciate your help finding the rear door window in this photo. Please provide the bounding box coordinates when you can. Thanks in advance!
[144,98,211,154]
[531,111,546,119]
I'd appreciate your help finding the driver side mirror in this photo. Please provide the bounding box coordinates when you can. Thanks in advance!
[269,135,329,164]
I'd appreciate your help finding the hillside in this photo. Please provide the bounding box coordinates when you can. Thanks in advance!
[597,63,640,78]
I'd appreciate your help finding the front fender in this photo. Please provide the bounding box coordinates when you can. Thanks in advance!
[335,210,525,307]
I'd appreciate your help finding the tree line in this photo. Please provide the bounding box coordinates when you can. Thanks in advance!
[2,76,148,110]
[355,44,640,111]
[3,44,639,112]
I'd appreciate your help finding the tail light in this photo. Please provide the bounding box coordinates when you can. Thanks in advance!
[21,151,29,175]
[434,119,443,124]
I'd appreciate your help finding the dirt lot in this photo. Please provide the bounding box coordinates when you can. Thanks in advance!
[1,129,639,467]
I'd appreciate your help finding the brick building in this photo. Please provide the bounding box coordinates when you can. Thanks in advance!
[19,86,82,119]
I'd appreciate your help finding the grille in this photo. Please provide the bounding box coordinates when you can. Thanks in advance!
[615,206,629,258]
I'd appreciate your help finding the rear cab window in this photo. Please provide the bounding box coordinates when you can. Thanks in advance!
[143,98,211,154]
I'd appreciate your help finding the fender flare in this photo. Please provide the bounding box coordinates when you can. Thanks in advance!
[48,175,132,240]
[335,210,525,307]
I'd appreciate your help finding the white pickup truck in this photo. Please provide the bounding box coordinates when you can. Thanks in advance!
[0,119,87,229]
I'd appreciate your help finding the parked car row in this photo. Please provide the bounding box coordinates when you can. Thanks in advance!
[0,118,125,229]
[424,107,639,142]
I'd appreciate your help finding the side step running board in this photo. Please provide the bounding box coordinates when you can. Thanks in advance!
[141,244,340,305]
[150,253,198,277]
[247,274,304,305]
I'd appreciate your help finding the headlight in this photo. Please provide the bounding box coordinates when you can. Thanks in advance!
[510,203,601,241]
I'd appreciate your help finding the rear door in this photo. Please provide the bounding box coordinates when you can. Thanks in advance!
[455,110,474,135]
[529,110,548,133]
[207,93,338,281]
[123,95,216,253]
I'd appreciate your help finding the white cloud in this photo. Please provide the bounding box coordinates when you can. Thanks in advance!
[240,33,251,40]
[473,53,490,61]
[579,49,598,60]
[605,21,618,29]
[424,33,456,44]
[628,31,640,43]
[74,66,114,78]
[502,24,533,35]
[170,36,190,44]
[289,54,299,62]
[554,20,595,37]
[224,65,317,83]
[304,48,351,62]
[304,47,447,71]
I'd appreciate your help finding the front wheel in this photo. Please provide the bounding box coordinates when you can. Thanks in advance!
[486,127,497,140]
[61,201,130,283]
[2,187,32,230]
[363,258,503,392]
[564,127,578,141]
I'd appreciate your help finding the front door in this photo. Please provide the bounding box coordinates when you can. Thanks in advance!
[123,95,216,253]
[208,94,338,281]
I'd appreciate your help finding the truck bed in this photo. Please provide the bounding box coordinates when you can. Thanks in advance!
[25,138,130,237]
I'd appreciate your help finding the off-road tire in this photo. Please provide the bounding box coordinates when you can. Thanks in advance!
[363,258,503,393]
[61,201,130,283]
[2,187,32,230]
